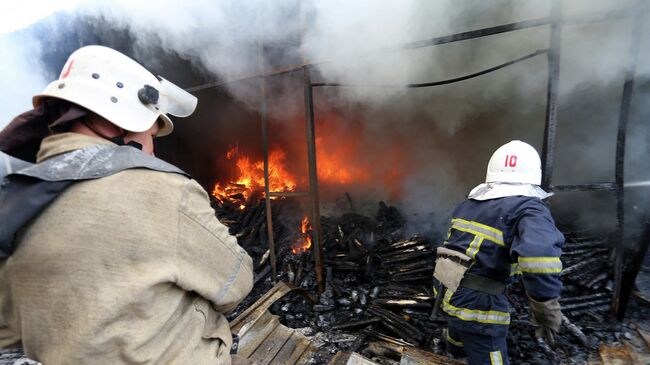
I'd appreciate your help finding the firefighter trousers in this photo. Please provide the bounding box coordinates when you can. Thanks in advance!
[447,323,509,365]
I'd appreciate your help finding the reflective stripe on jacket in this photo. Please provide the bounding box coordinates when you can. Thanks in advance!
[442,196,564,333]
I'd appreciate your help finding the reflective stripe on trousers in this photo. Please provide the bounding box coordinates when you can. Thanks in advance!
[490,351,504,365]
[442,289,510,325]
[446,323,510,365]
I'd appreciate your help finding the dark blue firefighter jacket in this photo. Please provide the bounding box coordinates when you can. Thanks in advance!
[440,196,564,336]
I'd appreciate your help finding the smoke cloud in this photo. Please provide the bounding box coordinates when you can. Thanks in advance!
[0,33,49,129]
[0,0,648,236]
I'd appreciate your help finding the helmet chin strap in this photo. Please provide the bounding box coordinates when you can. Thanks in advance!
[108,136,143,151]
[82,119,143,151]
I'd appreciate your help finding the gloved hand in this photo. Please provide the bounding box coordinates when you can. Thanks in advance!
[528,296,562,345]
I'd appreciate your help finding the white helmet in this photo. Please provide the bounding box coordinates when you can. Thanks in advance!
[485,140,542,185]
[33,45,197,137]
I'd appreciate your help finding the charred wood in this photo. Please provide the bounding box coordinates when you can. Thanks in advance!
[536,336,558,363]
[561,292,610,304]
[562,247,608,257]
[567,304,612,317]
[583,272,610,289]
[562,315,590,348]
[379,251,433,266]
[367,306,426,345]
[331,318,382,331]
[562,298,610,311]
[561,257,602,277]
[376,238,426,254]
[373,298,432,310]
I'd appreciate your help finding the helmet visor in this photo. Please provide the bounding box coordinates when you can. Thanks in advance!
[158,76,198,117]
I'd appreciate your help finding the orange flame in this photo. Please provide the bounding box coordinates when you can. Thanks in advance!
[292,215,312,254]
[212,110,408,208]
[315,136,371,185]
[212,147,297,204]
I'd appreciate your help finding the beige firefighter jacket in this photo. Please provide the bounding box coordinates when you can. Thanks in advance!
[0,133,253,365]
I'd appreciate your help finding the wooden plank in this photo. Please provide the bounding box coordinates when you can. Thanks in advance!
[274,331,313,365]
[237,312,279,358]
[347,353,382,365]
[326,352,352,365]
[296,345,316,365]
[229,282,318,364]
[623,341,650,365]
[599,344,634,365]
[249,324,294,365]
[231,281,296,336]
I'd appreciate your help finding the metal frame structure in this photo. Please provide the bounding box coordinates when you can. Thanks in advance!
[190,4,646,310]
[612,1,644,320]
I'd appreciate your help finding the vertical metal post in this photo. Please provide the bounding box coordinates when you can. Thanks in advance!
[613,2,643,320]
[303,66,325,293]
[261,76,277,280]
[258,39,277,280]
[541,0,562,191]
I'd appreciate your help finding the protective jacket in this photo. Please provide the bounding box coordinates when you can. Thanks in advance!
[0,133,253,365]
[441,196,564,336]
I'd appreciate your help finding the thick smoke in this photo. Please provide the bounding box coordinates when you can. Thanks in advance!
[0,0,648,237]
[0,34,49,129]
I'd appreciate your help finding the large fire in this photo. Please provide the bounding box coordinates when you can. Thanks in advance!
[211,139,376,206]
[211,113,409,254]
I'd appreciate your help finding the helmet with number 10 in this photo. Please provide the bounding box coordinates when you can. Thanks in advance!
[485,140,542,185]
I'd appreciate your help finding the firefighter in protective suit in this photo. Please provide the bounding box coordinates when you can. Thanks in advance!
[434,140,564,365]
[0,46,253,365]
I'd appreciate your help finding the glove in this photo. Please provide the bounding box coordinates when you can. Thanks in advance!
[528,296,562,345]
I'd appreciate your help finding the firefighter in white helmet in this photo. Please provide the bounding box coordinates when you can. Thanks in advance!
[433,140,564,365]
[0,45,253,365]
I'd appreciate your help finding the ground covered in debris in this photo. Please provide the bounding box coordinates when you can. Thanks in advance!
[219,197,650,364]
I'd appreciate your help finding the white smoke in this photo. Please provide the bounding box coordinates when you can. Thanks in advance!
[76,0,304,82]
[0,1,642,122]
[0,0,648,234]
[0,33,49,128]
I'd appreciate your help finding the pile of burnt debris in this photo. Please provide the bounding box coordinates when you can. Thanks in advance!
[214,195,648,364]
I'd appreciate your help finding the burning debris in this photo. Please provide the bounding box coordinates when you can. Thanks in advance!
[213,182,650,364]
[293,216,313,255]
[207,139,650,364]
[212,146,297,207]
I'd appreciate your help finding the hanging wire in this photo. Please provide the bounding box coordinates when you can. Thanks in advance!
[311,49,548,88]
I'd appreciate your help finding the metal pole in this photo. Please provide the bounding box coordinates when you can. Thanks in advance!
[613,1,644,320]
[258,39,277,280]
[303,66,325,293]
[261,76,277,280]
[541,0,562,191]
